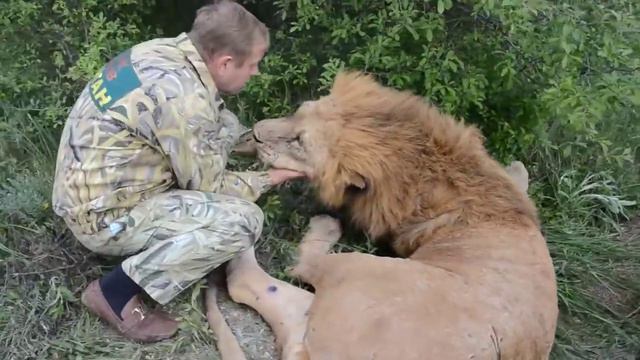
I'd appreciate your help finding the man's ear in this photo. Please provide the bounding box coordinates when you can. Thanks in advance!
[211,54,233,71]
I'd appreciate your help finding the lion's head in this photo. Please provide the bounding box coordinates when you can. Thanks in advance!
[254,71,537,255]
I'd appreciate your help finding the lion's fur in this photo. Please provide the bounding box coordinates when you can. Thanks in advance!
[314,71,539,256]
[249,70,558,359]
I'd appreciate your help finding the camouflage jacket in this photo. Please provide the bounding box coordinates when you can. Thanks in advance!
[52,32,271,236]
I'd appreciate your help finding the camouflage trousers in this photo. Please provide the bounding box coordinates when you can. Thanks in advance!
[73,190,264,305]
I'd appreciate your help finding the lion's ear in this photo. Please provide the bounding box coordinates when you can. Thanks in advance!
[318,165,368,208]
[345,171,367,191]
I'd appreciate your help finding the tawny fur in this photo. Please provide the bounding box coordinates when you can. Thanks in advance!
[314,71,539,256]
[232,70,559,360]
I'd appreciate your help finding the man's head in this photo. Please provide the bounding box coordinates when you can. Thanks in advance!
[189,0,269,94]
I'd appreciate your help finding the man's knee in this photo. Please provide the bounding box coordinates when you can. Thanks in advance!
[235,198,264,244]
[142,190,265,249]
[211,196,264,249]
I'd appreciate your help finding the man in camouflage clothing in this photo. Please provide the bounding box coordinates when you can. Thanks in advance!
[51,1,303,342]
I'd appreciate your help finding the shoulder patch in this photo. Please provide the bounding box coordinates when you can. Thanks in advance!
[89,49,141,112]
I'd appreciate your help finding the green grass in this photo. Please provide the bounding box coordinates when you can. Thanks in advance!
[547,221,640,359]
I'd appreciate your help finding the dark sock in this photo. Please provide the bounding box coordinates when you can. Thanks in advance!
[99,264,143,320]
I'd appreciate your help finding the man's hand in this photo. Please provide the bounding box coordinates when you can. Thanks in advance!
[268,169,306,186]
[231,132,257,156]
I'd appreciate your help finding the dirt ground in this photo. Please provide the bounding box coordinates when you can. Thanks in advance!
[214,287,278,360]
[211,249,279,360]
[621,215,640,244]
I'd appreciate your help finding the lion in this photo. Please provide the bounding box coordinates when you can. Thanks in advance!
[211,71,558,360]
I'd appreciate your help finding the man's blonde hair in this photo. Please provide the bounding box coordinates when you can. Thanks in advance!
[188,0,269,64]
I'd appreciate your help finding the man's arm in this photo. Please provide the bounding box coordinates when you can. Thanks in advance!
[217,170,271,202]
[231,130,257,156]
[152,91,272,202]
[222,109,257,156]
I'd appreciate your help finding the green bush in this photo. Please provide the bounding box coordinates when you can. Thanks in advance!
[239,1,639,160]
[1,0,159,128]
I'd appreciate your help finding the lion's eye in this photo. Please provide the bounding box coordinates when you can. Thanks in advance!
[292,134,304,146]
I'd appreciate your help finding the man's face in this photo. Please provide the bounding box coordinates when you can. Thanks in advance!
[208,37,267,95]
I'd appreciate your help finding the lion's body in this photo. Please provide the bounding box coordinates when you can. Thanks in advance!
[244,71,558,359]
[300,225,556,360]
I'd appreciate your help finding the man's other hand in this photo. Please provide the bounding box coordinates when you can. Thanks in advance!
[268,169,306,186]
[231,133,257,156]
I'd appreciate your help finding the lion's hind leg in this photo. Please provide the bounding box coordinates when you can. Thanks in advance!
[225,247,313,360]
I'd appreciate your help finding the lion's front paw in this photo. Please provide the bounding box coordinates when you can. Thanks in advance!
[308,215,342,242]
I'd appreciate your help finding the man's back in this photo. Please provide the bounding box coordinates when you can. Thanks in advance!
[52,33,225,235]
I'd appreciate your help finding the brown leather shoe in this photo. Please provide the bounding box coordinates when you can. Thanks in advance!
[81,279,179,343]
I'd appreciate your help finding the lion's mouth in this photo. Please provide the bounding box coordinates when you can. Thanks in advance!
[253,138,312,179]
